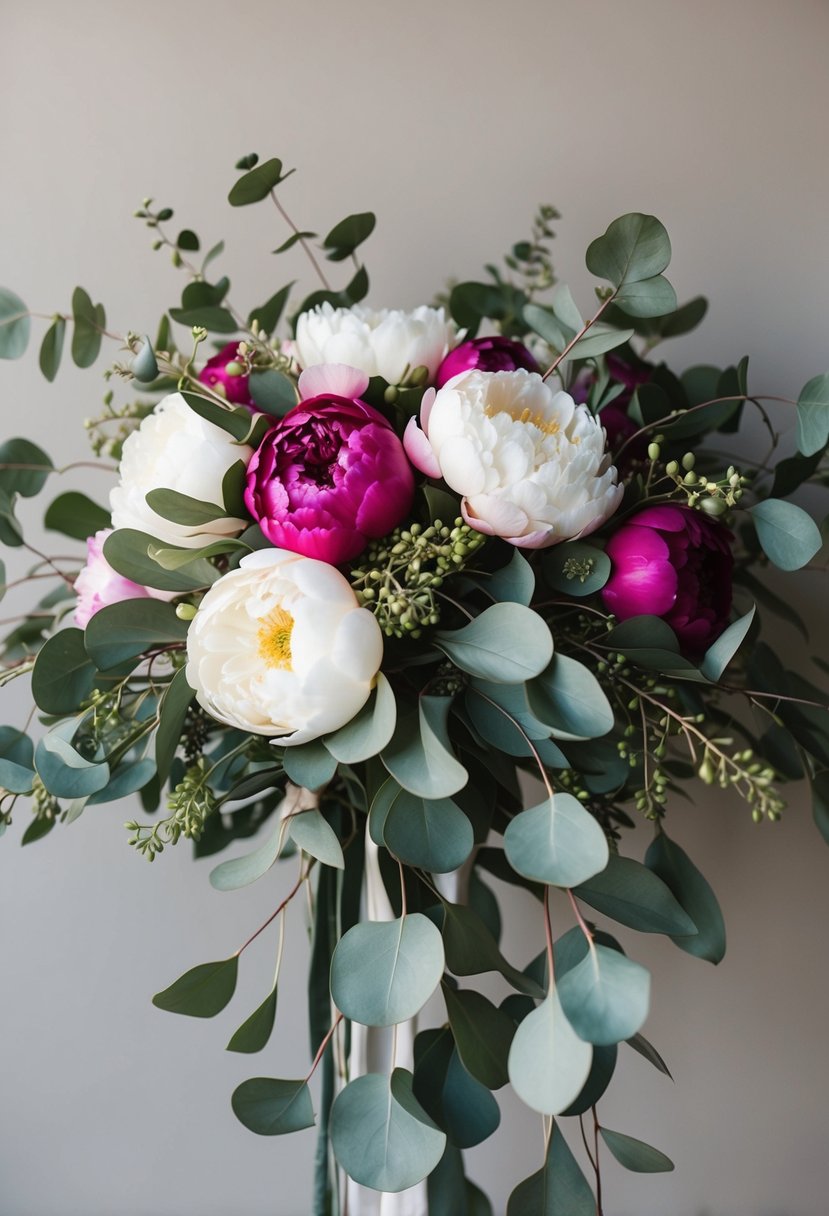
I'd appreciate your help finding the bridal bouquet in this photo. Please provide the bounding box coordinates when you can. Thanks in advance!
[1,154,827,1214]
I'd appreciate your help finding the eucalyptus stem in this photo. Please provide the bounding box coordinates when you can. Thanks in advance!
[269,189,332,290]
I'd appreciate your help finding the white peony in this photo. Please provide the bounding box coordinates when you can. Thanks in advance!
[294,303,457,386]
[109,393,252,548]
[404,368,623,548]
[185,548,383,746]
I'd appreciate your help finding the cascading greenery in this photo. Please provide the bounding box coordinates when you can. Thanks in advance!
[1,152,828,1214]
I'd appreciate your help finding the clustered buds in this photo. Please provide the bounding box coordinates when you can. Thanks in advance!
[350,518,486,638]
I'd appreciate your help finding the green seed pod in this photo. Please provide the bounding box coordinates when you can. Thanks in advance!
[700,496,727,517]
[682,452,696,471]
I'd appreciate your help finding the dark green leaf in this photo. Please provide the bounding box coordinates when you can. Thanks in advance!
[228,158,288,206]
[31,628,97,714]
[0,287,31,359]
[561,1044,617,1116]
[152,956,238,1017]
[575,854,697,936]
[600,1127,674,1173]
[586,214,672,287]
[180,391,253,441]
[771,450,823,499]
[22,816,56,845]
[323,212,376,259]
[177,229,200,252]
[169,305,237,334]
[700,605,755,682]
[44,490,109,540]
[439,901,542,997]
[344,264,369,303]
[614,275,677,318]
[145,488,228,527]
[84,599,189,670]
[506,1122,595,1215]
[272,231,317,255]
[103,528,215,593]
[232,1076,315,1134]
[70,287,103,368]
[383,789,474,873]
[442,1048,501,1148]
[444,986,514,1089]
[155,668,194,784]
[249,368,297,416]
[248,283,295,335]
[226,987,278,1054]
[645,831,726,962]
[0,437,53,498]
[625,1031,672,1077]
[38,317,66,381]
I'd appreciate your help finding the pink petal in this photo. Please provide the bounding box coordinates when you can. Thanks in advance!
[403,415,441,478]
[420,387,437,433]
[298,363,370,401]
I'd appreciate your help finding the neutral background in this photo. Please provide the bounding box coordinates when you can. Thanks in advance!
[1,2,828,1214]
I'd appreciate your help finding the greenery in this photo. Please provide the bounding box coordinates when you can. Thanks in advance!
[0,153,827,1214]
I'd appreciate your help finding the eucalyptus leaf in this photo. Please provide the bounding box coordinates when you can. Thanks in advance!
[436,603,553,684]
[248,368,297,416]
[70,287,103,367]
[441,1048,501,1148]
[44,491,109,540]
[152,956,238,1017]
[331,1069,445,1193]
[527,654,614,740]
[443,986,515,1090]
[543,543,610,597]
[508,989,593,1115]
[330,915,445,1027]
[0,287,30,359]
[289,808,344,869]
[750,499,822,571]
[103,529,212,593]
[506,1122,595,1216]
[796,372,829,456]
[700,605,755,682]
[575,854,698,937]
[232,1076,315,1135]
[600,1127,674,1173]
[155,668,195,784]
[557,944,650,1044]
[614,275,677,318]
[504,794,610,889]
[228,158,288,206]
[84,599,189,670]
[282,739,338,790]
[226,986,279,1053]
[35,725,110,799]
[567,323,635,361]
[0,437,53,498]
[144,488,228,527]
[383,789,474,873]
[38,317,66,381]
[440,901,543,997]
[209,819,285,891]
[586,214,672,287]
[324,673,396,763]
[645,832,726,962]
[31,628,97,714]
[486,550,535,606]
[381,700,467,800]
[323,212,376,260]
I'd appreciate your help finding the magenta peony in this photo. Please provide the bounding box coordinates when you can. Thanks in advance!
[74,529,169,628]
[198,342,255,408]
[601,504,734,656]
[244,384,415,566]
[435,336,539,388]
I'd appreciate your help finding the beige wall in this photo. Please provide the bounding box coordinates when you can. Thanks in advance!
[1,2,828,1213]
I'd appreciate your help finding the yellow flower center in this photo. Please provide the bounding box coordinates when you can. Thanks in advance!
[257,605,295,670]
[486,401,561,436]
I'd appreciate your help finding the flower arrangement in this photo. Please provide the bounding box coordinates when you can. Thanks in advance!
[1,152,827,1214]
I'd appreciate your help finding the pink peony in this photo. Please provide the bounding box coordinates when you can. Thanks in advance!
[198,342,255,408]
[74,529,168,628]
[601,504,734,656]
[244,366,415,565]
[435,336,539,388]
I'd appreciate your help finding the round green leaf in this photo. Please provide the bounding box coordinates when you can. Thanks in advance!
[750,499,822,571]
[600,1127,674,1173]
[796,372,829,457]
[70,287,104,368]
[152,956,238,1017]
[0,287,31,359]
[443,986,515,1090]
[232,1077,315,1135]
[34,725,110,799]
[228,158,287,206]
[543,542,610,597]
[282,740,338,791]
[586,213,672,287]
[527,655,614,740]
[436,603,553,684]
[83,598,189,670]
[324,672,396,763]
[31,628,97,714]
[44,490,109,541]
[381,698,467,799]
[0,437,53,498]
[288,808,344,869]
[383,792,474,873]
[508,989,593,1115]
[504,794,610,889]
[557,944,650,1045]
[209,820,284,891]
[330,1069,445,1193]
[330,914,444,1027]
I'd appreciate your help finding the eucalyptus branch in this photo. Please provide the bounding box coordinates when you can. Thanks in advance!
[541,295,613,382]
[269,189,332,290]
